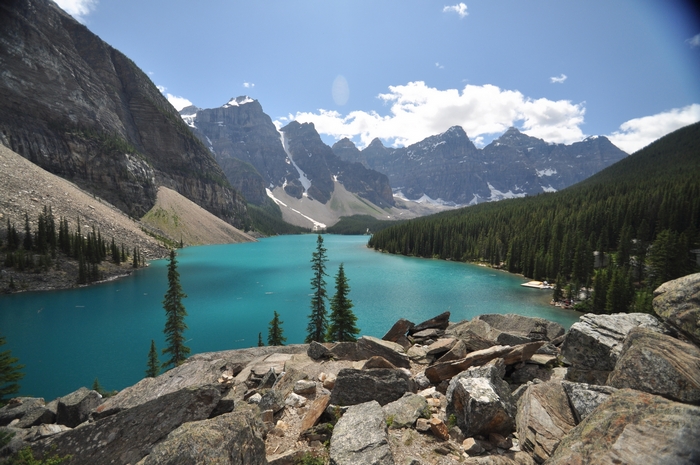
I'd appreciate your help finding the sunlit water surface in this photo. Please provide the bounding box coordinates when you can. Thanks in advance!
[0,234,579,400]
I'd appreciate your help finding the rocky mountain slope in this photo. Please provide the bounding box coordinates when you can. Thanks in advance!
[335,126,628,205]
[0,0,247,228]
[2,273,699,464]
[0,144,254,293]
[180,100,394,209]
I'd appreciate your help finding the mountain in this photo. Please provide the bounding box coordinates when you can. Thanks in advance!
[368,121,700,299]
[0,0,247,228]
[335,126,628,205]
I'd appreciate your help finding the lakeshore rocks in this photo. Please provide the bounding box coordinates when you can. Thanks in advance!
[516,381,576,463]
[0,398,55,428]
[56,387,102,428]
[653,272,700,346]
[382,393,430,429]
[357,336,411,369]
[329,368,414,406]
[135,404,266,465]
[560,312,669,384]
[34,385,230,465]
[446,360,516,438]
[560,381,617,424]
[409,312,451,336]
[607,327,700,404]
[329,400,394,465]
[547,389,700,465]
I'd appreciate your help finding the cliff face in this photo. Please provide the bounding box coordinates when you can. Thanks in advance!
[0,0,247,227]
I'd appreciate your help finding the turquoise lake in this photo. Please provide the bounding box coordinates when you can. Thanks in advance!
[0,234,580,401]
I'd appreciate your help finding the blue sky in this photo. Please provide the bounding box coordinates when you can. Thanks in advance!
[57,0,700,153]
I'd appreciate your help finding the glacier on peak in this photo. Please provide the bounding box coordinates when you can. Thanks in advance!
[223,96,254,108]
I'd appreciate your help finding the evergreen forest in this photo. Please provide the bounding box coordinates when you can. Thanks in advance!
[368,122,700,314]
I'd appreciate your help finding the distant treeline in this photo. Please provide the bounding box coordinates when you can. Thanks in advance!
[2,206,144,287]
[368,122,700,314]
[326,215,404,235]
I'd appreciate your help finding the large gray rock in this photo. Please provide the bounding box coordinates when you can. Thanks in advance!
[561,381,617,424]
[382,393,430,429]
[329,368,414,406]
[135,404,266,465]
[447,314,564,347]
[561,313,668,384]
[94,345,306,419]
[446,360,516,438]
[56,387,102,428]
[408,312,450,335]
[547,389,700,465]
[607,327,700,404]
[382,318,414,343]
[516,381,576,463]
[653,272,700,346]
[330,400,394,465]
[0,398,54,428]
[33,385,231,465]
[357,336,410,369]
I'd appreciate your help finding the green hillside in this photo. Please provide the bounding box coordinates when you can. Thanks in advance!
[368,122,700,314]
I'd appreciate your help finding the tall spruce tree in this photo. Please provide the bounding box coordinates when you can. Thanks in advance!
[268,311,286,346]
[161,249,190,369]
[327,263,360,342]
[146,340,160,378]
[0,335,24,407]
[306,234,328,343]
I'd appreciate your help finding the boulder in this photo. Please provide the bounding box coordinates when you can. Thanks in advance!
[382,393,430,429]
[56,387,102,428]
[547,389,700,465]
[382,318,415,343]
[356,336,410,369]
[447,314,564,347]
[330,400,394,465]
[607,327,700,404]
[136,404,266,465]
[561,381,617,424]
[444,322,496,352]
[425,338,457,356]
[560,313,668,384]
[406,345,432,365]
[362,356,396,370]
[653,272,700,346]
[0,398,54,428]
[428,417,450,441]
[300,394,330,432]
[293,379,317,396]
[515,381,576,463]
[509,363,552,385]
[425,342,544,383]
[329,368,414,406]
[33,385,231,465]
[435,339,468,363]
[408,312,450,335]
[329,342,362,361]
[308,341,332,360]
[446,360,516,438]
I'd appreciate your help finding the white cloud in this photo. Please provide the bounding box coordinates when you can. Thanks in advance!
[436,62,445,69]
[281,81,586,149]
[243,82,255,88]
[607,104,700,153]
[687,34,700,48]
[443,3,468,18]
[550,74,567,84]
[54,0,97,22]
[157,85,193,111]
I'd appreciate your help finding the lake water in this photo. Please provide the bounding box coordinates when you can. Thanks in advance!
[0,234,580,401]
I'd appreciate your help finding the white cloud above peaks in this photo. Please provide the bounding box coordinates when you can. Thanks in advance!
[286,81,587,149]
[54,0,97,22]
[157,85,193,111]
[687,34,700,48]
[607,104,700,154]
[443,3,468,19]
[550,74,567,84]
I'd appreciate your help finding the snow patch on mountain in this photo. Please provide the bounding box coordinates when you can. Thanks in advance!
[280,131,311,194]
[181,113,197,128]
[536,168,557,177]
[487,182,527,201]
[541,185,557,193]
[223,96,254,108]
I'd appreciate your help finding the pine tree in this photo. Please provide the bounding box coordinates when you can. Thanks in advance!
[0,335,24,407]
[327,263,360,342]
[267,311,286,346]
[161,249,190,369]
[306,235,328,343]
[146,340,160,378]
[257,332,264,347]
[22,213,32,252]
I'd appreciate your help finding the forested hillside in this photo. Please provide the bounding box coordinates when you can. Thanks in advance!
[368,122,700,314]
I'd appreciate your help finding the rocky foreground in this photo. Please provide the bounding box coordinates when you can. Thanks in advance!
[2,273,700,464]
